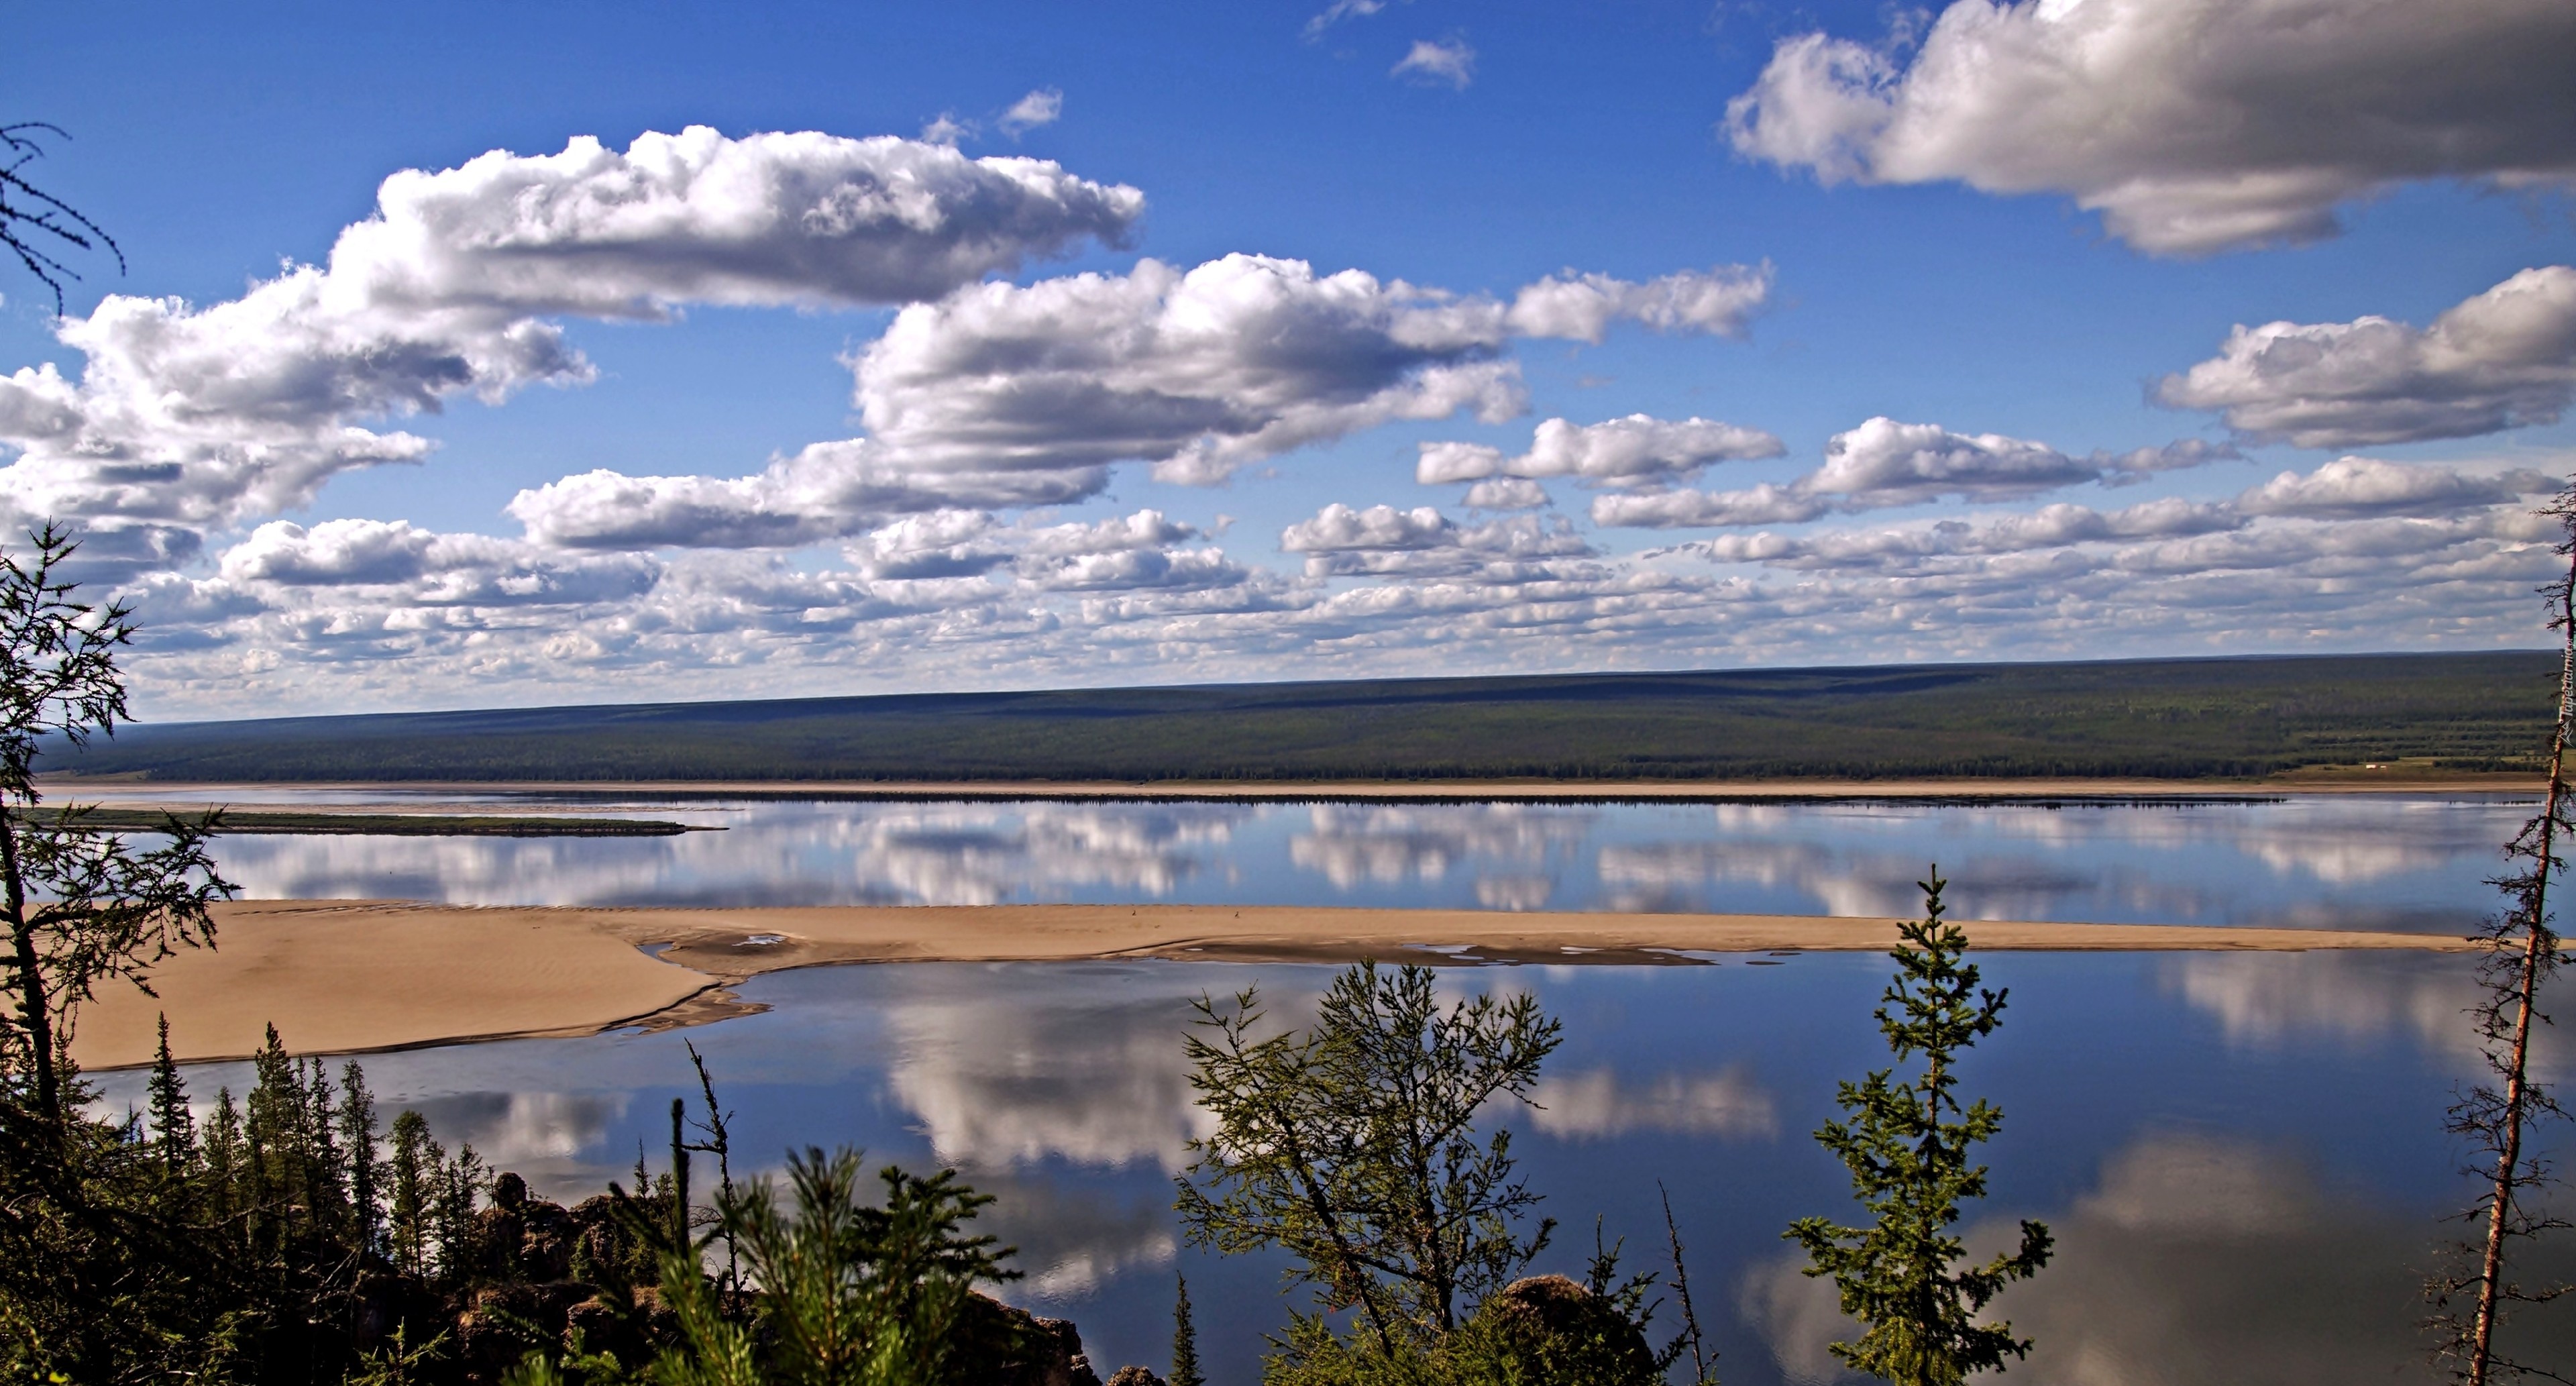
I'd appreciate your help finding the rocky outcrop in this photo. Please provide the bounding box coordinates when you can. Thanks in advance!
[957,1291,1104,1386]
[1106,1369,1170,1386]
[1463,1273,1660,1384]
[431,1170,1103,1386]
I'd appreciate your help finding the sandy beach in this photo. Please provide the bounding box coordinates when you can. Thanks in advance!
[69,899,2476,1069]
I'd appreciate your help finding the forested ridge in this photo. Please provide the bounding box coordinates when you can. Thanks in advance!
[46,651,2555,783]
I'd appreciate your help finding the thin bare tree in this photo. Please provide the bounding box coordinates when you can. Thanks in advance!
[2430,481,2576,1385]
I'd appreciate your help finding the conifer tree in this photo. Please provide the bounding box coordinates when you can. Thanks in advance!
[1786,868,2052,1386]
[1178,961,1562,1358]
[339,1060,384,1254]
[145,1012,193,1181]
[301,1056,351,1236]
[0,525,231,1127]
[388,1109,438,1277]
[1171,1271,1204,1386]
[203,1085,244,1230]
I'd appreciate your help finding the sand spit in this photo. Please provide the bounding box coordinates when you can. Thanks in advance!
[69,900,2475,1069]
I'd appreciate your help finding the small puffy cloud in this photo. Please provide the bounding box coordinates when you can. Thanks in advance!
[1591,417,2226,530]
[1024,545,1246,593]
[1282,502,1457,553]
[1392,37,1476,89]
[1020,509,1200,556]
[1504,264,1772,343]
[1417,415,1784,488]
[2233,455,2557,519]
[842,509,1009,580]
[1725,0,2576,255]
[1281,502,1593,578]
[2098,437,2240,485]
[998,89,1064,137]
[506,439,1108,551]
[1463,478,1550,511]
[1810,416,2104,503]
[1689,496,2243,570]
[2157,266,2576,447]
[1591,481,1827,530]
[221,518,453,586]
[217,519,658,606]
[1010,509,1244,594]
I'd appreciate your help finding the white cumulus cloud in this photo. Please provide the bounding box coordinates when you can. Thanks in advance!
[1281,502,1594,578]
[516,253,1770,549]
[1590,417,2229,529]
[0,126,1146,569]
[339,125,1144,315]
[2157,266,2576,447]
[1418,414,1784,488]
[1505,265,1772,343]
[1725,0,2576,255]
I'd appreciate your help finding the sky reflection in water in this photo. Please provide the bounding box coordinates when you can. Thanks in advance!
[108,789,2536,931]
[103,951,2574,1385]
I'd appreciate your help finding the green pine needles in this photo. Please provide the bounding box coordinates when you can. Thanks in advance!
[1171,1272,1205,1386]
[1786,867,2052,1386]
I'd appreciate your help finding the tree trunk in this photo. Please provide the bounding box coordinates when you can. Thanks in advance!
[2469,543,2576,1385]
[0,806,55,1121]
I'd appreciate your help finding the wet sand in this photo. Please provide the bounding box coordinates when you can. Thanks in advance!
[71,900,2476,1069]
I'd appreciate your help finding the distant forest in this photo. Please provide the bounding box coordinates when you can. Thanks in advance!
[42,652,2557,784]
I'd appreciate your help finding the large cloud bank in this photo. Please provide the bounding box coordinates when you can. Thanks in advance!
[0,127,1146,571]
[1725,0,2576,254]
[508,256,1776,549]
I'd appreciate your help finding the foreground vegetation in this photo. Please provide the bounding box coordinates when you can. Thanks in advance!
[4,897,2038,1386]
[41,652,2551,784]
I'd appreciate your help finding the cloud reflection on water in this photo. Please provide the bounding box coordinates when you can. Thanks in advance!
[877,967,1220,1173]
[1741,1130,2576,1385]
[178,792,2520,932]
[1527,1065,1779,1140]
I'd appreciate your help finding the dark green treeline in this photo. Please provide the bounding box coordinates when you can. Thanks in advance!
[44,652,2551,784]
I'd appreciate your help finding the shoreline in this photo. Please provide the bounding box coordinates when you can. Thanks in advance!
[73,900,2477,1069]
[40,774,2542,806]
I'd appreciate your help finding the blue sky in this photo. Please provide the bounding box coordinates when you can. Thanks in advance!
[3,0,2571,716]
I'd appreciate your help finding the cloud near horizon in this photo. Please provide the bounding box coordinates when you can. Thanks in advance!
[114,445,2566,717]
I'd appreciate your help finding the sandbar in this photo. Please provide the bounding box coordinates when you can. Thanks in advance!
[70,900,2476,1069]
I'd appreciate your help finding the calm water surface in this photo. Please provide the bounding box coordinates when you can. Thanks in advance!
[87,787,2534,930]
[83,788,2565,1381]
[103,951,2573,1385]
